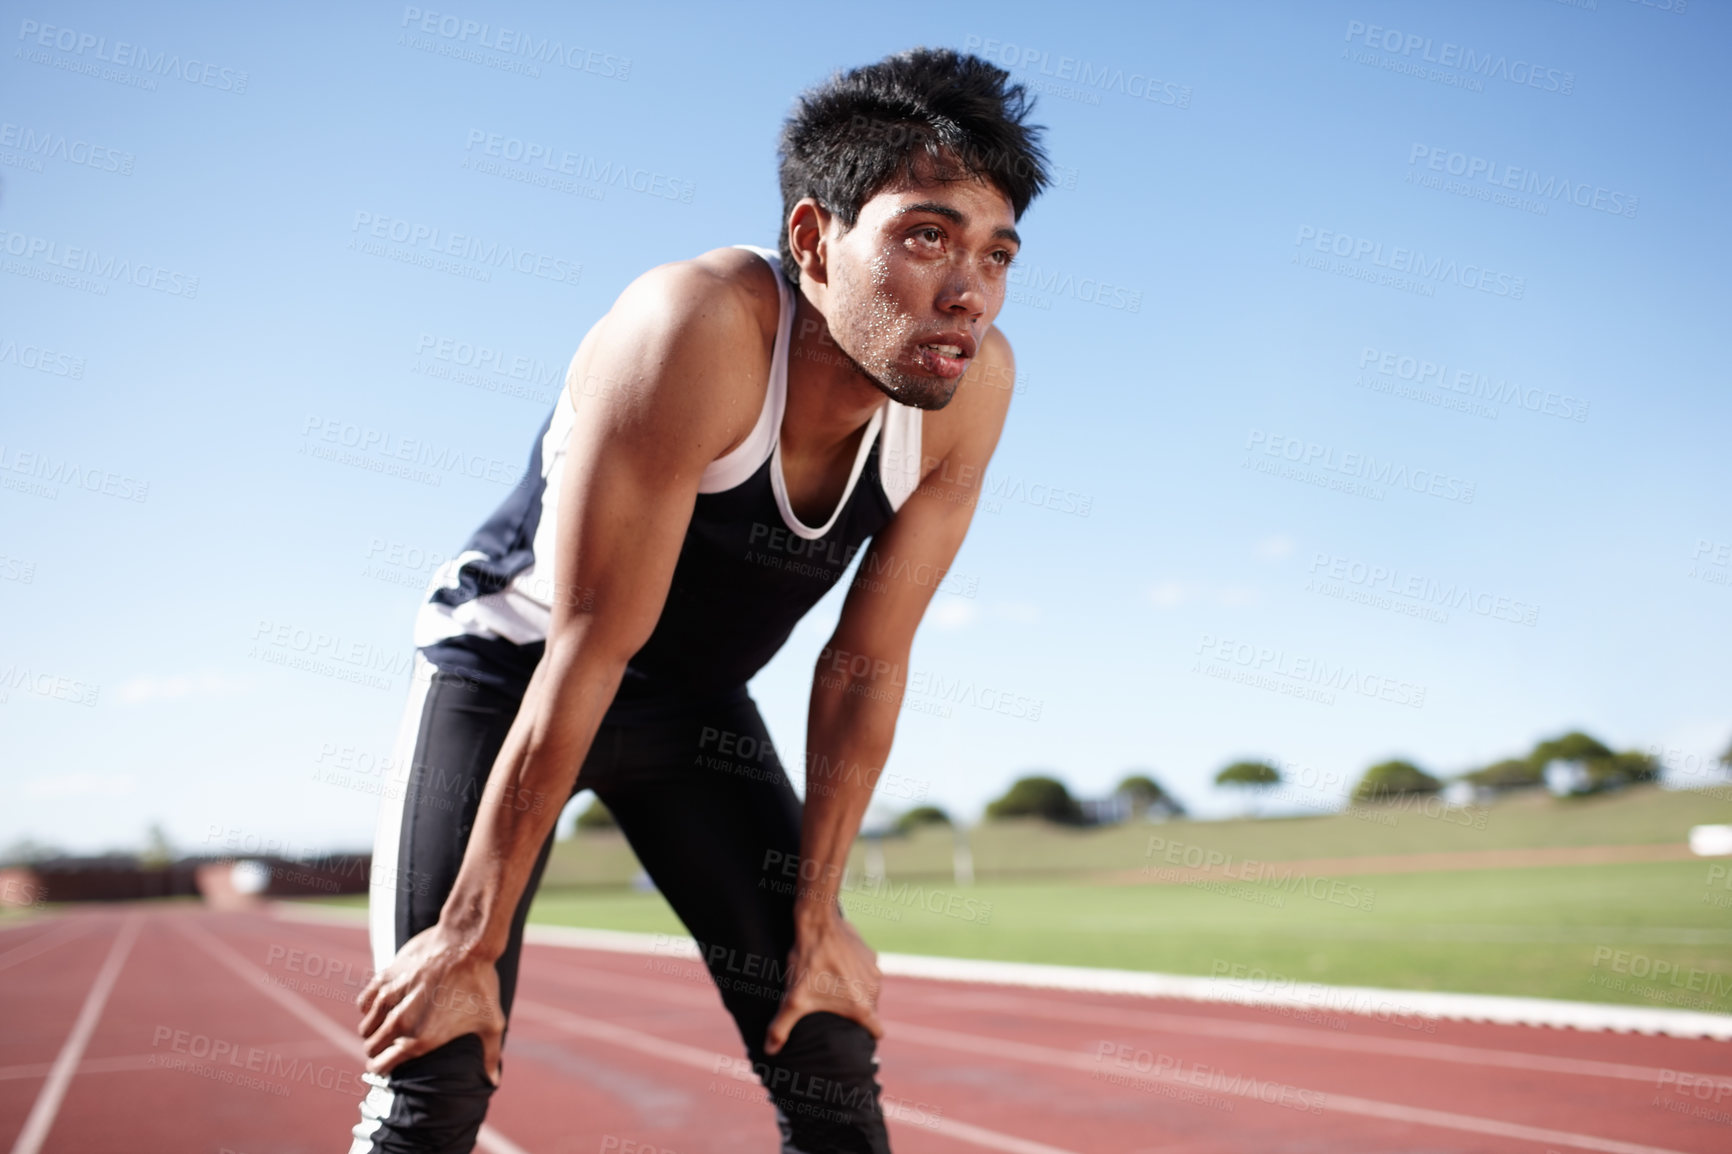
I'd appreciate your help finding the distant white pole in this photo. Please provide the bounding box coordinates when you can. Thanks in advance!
[953,825,975,886]
[865,837,886,886]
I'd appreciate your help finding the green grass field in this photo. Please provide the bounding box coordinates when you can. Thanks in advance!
[305,784,1732,1009]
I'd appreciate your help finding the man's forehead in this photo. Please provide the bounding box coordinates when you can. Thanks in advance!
[862,171,1016,229]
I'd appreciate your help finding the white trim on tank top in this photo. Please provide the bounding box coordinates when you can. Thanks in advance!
[699,245,922,535]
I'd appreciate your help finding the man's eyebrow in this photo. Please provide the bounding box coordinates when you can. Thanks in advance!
[894,201,1021,247]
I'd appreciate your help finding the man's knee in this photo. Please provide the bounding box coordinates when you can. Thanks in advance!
[752,1013,882,1124]
[351,1035,496,1153]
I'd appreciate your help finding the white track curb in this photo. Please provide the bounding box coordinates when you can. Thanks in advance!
[273,906,1732,1041]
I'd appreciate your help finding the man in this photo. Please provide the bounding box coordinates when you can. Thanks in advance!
[351,47,1049,1153]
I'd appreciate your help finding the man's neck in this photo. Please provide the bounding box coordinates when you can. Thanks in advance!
[781,292,888,459]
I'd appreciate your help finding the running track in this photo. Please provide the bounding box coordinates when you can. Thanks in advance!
[4,905,1731,1153]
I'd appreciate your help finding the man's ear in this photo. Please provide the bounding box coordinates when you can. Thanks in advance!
[788,198,833,287]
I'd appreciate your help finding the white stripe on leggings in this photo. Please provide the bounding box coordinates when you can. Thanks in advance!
[349,652,436,1154]
[368,651,437,975]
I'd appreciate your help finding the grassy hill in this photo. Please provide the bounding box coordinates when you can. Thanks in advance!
[543,782,1732,886]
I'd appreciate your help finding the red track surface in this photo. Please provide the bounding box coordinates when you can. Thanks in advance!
[4,906,1731,1153]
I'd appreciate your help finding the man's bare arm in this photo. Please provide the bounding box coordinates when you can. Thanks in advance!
[357,256,769,1080]
[763,330,1016,1053]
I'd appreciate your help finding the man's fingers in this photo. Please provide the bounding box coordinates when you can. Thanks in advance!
[481,1025,504,1087]
[357,987,397,1039]
[763,998,805,1056]
[365,1035,424,1078]
[858,1005,885,1040]
[356,972,385,1014]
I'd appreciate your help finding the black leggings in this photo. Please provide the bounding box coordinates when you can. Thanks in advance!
[349,661,889,1154]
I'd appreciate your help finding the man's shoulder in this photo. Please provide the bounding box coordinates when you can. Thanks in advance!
[617,246,782,354]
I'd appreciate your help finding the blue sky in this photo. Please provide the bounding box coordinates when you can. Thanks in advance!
[3,0,1728,856]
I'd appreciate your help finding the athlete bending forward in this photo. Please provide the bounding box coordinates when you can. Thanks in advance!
[350,48,1049,1154]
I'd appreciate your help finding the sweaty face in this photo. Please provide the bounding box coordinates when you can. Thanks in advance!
[822,168,1021,410]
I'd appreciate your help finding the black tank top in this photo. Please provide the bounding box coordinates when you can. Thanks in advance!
[414,245,925,722]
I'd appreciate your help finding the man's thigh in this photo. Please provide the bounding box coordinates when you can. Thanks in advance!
[584,696,890,1153]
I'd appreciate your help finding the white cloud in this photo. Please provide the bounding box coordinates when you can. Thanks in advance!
[24,773,137,799]
[1148,581,1262,609]
[117,673,249,705]
[928,600,981,630]
[1256,534,1296,561]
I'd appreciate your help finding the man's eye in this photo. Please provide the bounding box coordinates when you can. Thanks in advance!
[916,227,942,243]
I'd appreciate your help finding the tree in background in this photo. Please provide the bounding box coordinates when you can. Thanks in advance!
[1115,772,1186,819]
[1527,730,1660,796]
[1214,760,1281,817]
[574,795,617,830]
[1352,759,1442,804]
[893,805,952,835]
[985,774,1086,825]
[141,822,175,867]
[1461,758,1545,791]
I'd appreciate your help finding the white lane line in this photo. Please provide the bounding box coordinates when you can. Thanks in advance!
[175,916,530,1154]
[514,998,1085,1154]
[0,1041,337,1082]
[507,931,1732,1097]
[889,1020,1700,1154]
[9,914,140,1154]
[909,989,1732,1092]
[442,920,1732,1041]
[270,911,1089,1152]
[0,919,88,974]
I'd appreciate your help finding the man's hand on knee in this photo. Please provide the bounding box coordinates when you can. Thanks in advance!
[357,922,506,1084]
[764,912,883,1055]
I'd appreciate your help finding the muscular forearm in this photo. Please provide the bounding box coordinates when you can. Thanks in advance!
[796,657,901,926]
[438,646,625,960]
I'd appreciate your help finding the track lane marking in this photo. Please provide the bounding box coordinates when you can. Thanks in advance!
[0,1040,340,1082]
[0,919,89,973]
[263,909,1730,1150]
[257,913,1089,1152]
[8,914,140,1154]
[899,988,1732,1092]
[888,1020,1704,1154]
[175,914,531,1154]
[513,998,1085,1154]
